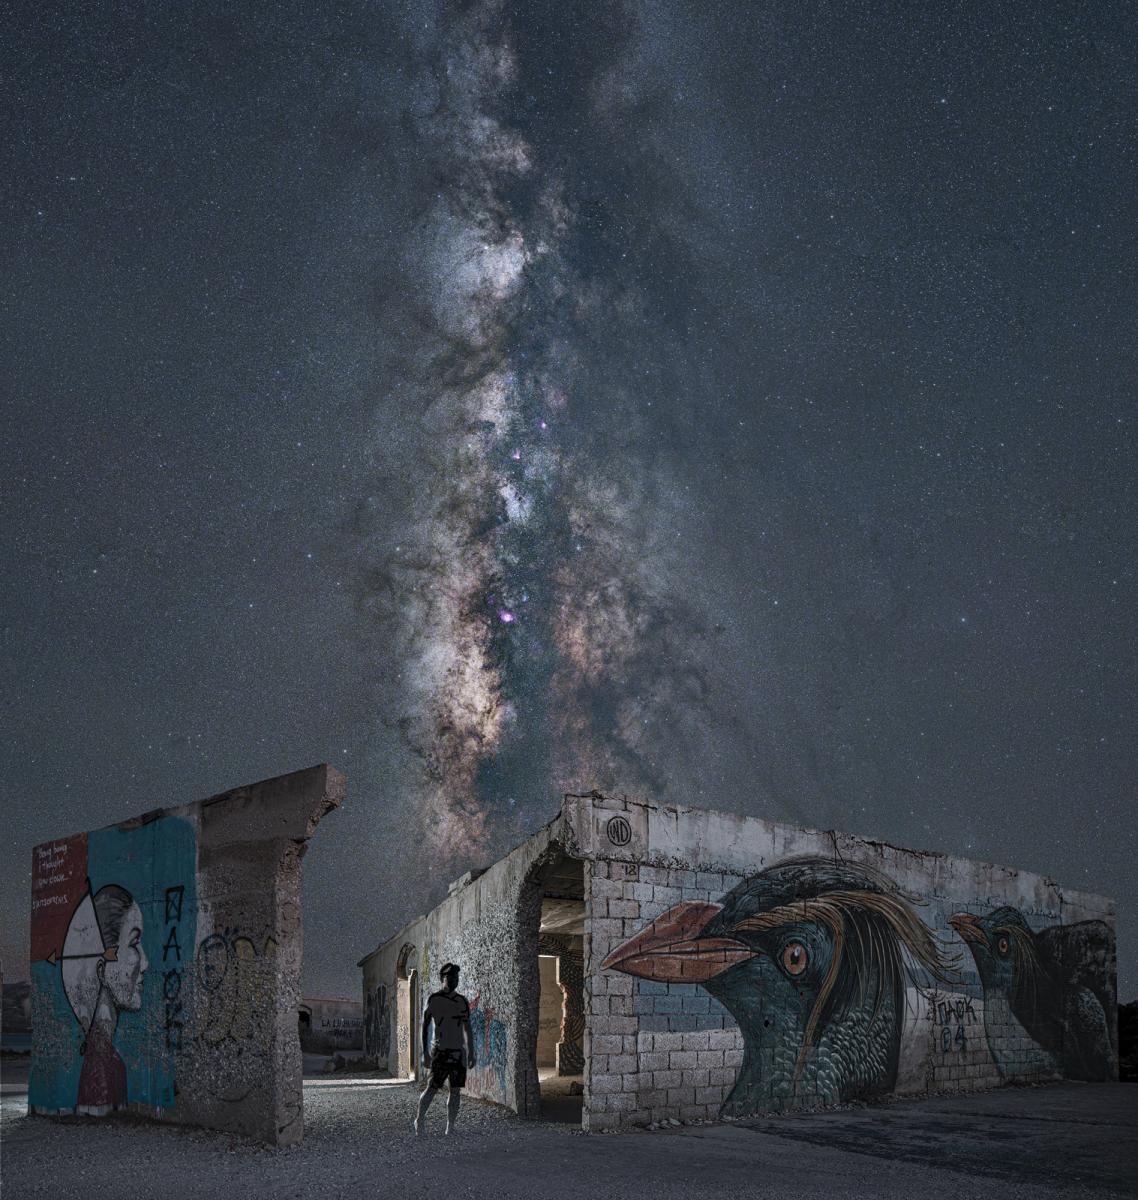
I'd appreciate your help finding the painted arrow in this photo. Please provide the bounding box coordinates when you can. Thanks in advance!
[45,946,117,966]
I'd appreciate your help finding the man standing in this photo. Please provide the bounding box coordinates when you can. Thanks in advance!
[414,962,476,1135]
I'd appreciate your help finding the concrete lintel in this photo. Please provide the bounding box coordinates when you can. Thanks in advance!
[199,763,345,849]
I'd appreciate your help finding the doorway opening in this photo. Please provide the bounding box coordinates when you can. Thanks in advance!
[523,853,585,1124]
[395,943,419,1079]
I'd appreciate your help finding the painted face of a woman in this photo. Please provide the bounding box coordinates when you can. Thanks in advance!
[101,903,148,1012]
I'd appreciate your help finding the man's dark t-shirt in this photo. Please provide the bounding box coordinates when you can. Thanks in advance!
[425,988,471,1089]
[426,989,470,1051]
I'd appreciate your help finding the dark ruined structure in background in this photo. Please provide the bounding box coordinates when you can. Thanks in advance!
[298,996,363,1056]
[2,980,32,1053]
[359,793,1118,1130]
[28,764,344,1145]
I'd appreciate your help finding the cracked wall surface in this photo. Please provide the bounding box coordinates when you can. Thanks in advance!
[28,764,344,1145]
[364,793,1118,1132]
[566,794,1118,1130]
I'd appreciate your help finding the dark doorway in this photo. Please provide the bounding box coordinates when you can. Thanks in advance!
[529,855,585,1124]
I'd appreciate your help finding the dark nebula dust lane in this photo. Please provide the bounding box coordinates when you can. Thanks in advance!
[355,0,719,863]
[1,0,1134,997]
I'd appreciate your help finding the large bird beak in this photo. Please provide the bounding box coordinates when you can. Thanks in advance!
[600,901,755,983]
[948,913,988,947]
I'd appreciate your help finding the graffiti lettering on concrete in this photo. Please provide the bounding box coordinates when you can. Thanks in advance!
[198,930,276,1047]
[196,928,277,1102]
[926,991,977,1053]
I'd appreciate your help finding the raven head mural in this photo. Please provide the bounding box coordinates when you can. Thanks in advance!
[949,906,1116,1082]
[947,907,1040,1011]
[603,857,955,1116]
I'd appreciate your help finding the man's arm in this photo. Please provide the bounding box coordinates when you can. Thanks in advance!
[421,1008,432,1065]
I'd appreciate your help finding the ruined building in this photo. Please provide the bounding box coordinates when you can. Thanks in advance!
[28,764,344,1145]
[359,792,1118,1131]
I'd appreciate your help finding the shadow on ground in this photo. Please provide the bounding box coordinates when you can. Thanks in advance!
[2,1057,1135,1200]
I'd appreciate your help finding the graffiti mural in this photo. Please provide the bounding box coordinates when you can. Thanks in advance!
[602,856,956,1118]
[63,883,148,1112]
[468,992,508,1101]
[949,907,1117,1082]
[29,815,198,1114]
[196,928,278,1102]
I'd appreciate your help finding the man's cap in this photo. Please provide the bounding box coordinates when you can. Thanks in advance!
[439,962,459,979]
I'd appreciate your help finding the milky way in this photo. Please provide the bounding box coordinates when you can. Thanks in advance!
[5,0,1135,998]
[358,1,712,861]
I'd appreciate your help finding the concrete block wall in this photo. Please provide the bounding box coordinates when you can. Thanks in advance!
[567,793,1117,1131]
[28,764,344,1145]
[585,858,746,1128]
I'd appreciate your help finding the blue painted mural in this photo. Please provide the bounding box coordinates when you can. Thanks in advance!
[29,814,198,1114]
[603,856,957,1117]
[468,992,509,1101]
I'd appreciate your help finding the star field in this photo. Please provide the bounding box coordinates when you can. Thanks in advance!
[1,1,1135,1000]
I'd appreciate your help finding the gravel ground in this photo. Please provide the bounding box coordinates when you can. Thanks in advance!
[3,1071,1136,1200]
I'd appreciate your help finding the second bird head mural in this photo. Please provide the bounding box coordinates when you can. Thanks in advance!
[603,856,957,1116]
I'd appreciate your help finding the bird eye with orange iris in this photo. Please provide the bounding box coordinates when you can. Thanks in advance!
[781,941,808,977]
[996,936,1010,956]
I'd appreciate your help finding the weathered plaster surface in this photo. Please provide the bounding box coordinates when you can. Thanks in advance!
[362,792,1116,1132]
[29,764,344,1145]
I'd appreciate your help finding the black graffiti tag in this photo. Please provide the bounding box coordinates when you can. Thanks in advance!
[163,885,186,1051]
[929,992,977,1053]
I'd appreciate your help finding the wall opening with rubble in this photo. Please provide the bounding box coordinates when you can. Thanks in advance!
[28,764,344,1145]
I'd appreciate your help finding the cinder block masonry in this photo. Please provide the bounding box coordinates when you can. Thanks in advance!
[360,792,1117,1131]
[28,764,344,1145]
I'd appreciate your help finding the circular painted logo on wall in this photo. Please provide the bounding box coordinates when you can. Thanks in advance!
[605,815,632,846]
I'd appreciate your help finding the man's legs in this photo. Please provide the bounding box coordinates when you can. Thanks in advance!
[445,1085,461,1134]
[414,1084,438,1134]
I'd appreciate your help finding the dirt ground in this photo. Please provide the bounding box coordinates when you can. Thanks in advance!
[2,1057,1136,1200]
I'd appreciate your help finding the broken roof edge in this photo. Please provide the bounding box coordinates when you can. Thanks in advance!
[560,790,1117,917]
[357,802,578,971]
[32,762,346,854]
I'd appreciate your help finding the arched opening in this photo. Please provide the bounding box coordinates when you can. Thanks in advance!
[297,1006,312,1054]
[395,943,418,1079]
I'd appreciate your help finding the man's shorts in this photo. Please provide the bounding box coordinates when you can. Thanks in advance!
[428,1047,467,1090]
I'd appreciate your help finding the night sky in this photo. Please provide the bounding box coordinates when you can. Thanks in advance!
[3,1,1135,1002]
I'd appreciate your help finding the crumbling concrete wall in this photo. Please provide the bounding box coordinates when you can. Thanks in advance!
[359,816,567,1114]
[298,997,363,1055]
[562,794,1118,1131]
[28,764,344,1145]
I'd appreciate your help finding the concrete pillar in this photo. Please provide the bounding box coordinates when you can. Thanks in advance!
[28,763,344,1145]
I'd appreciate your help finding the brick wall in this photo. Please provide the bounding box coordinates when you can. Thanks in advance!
[570,794,1117,1131]
[585,860,748,1129]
